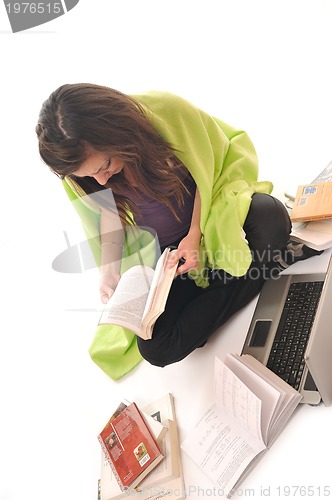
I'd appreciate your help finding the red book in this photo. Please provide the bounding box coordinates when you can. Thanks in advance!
[98,402,164,491]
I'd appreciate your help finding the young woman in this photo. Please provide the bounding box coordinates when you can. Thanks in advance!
[36,83,316,370]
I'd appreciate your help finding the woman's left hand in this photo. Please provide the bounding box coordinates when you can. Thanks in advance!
[168,229,201,275]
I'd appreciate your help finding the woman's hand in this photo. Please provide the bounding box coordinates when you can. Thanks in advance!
[168,228,201,275]
[99,269,121,304]
[168,188,202,275]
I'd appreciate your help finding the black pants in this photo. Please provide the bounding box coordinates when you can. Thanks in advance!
[137,193,292,367]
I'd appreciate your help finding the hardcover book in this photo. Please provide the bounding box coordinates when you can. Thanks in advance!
[289,162,332,249]
[98,402,164,491]
[99,394,185,500]
[290,181,332,222]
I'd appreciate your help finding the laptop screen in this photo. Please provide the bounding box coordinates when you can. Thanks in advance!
[304,251,332,405]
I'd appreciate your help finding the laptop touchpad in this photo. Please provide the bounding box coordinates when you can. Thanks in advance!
[249,320,272,347]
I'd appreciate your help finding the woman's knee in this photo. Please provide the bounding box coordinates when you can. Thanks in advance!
[137,330,201,367]
[137,338,168,367]
[244,193,291,251]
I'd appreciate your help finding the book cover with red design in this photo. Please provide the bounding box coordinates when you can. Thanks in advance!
[98,402,164,491]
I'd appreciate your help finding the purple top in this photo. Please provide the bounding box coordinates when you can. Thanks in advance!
[124,172,197,248]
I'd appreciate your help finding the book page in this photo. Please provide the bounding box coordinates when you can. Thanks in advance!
[237,355,302,446]
[141,393,175,427]
[214,357,263,442]
[312,161,332,183]
[139,395,180,488]
[291,219,332,250]
[181,405,265,498]
[222,355,281,446]
[141,248,176,321]
[305,218,332,232]
[98,265,154,334]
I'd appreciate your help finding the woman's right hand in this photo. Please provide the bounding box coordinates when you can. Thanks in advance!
[99,269,121,304]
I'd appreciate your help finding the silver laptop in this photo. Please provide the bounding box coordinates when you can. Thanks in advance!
[241,252,332,406]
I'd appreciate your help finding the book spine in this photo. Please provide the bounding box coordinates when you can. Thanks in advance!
[97,434,126,492]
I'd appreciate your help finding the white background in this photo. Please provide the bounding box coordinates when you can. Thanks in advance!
[1,1,332,499]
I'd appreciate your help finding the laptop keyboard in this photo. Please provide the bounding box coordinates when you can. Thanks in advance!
[266,280,324,391]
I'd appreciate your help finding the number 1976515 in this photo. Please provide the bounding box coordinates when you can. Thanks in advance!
[5,3,62,14]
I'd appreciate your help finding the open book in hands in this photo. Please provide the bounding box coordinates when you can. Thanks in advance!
[98,247,177,340]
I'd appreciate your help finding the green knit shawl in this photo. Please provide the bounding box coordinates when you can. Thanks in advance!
[133,91,273,283]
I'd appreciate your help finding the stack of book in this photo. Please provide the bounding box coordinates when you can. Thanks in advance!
[289,161,332,251]
[97,393,185,500]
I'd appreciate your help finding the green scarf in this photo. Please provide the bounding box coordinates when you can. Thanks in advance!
[133,91,273,283]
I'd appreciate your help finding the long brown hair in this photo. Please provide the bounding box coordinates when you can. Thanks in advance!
[36,83,188,223]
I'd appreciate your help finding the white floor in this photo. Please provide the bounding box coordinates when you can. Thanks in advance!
[1,2,332,499]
